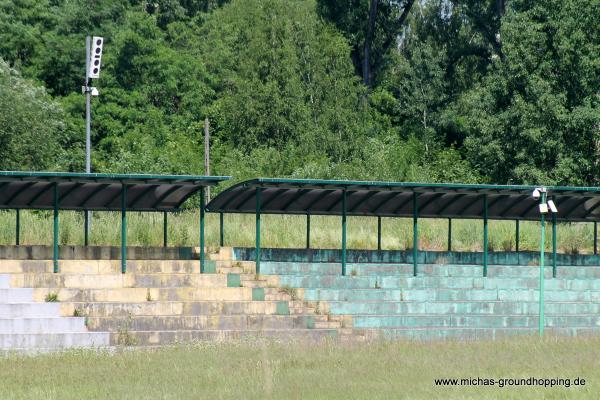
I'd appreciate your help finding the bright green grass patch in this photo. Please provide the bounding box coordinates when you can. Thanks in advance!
[0,337,598,399]
[0,209,595,254]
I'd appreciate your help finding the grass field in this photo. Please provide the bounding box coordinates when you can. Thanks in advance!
[0,336,597,399]
[0,209,595,254]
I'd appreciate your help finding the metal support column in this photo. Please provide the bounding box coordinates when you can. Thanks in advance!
[539,191,547,336]
[377,216,382,251]
[163,211,168,247]
[84,210,89,246]
[594,222,598,255]
[552,214,557,278]
[447,218,452,252]
[342,191,347,276]
[200,189,205,273]
[15,209,20,246]
[483,195,488,277]
[53,184,59,273]
[219,212,224,247]
[306,214,311,249]
[515,220,520,253]
[413,193,418,277]
[121,185,127,274]
[255,188,262,275]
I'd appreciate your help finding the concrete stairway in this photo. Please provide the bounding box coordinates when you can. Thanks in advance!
[0,274,109,351]
[258,261,600,340]
[0,248,339,349]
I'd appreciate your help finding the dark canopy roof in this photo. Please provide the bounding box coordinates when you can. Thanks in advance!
[0,172,229,211]
[206,178,600,222]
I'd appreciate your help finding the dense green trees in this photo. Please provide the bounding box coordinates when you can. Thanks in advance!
[0,0,598,186]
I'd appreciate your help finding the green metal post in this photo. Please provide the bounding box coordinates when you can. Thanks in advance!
[552,214,557,278]
[342,191,347,276]
[219,212,224,247]
[306,214,311,249]
[121,185,127,274]
[539,191,547,336]
[15,209,20,246]
[163,211,168,247]
[483,195,488,277]
[53,184,59,273]
[255,188,262,275]
[515,220,520,253]
[377,216,382,251]
[447,218,452,252]
[413,193,418,277]
[200,189,205,273]
[84,211,89,246]
[594,222,598,255]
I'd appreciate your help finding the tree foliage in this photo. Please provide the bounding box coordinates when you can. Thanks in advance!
[0,0,598,186]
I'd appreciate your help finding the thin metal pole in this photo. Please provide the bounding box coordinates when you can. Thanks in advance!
[483,195,488,277]
[377,216,382,251]
[84,36,91,242]
[219,212,224,247]
[515,220,520,253]
[204,117,211,201]
[447,218,452,252]
[15,209,20,246]
[255,188,262,275]
[84,210,89,246]
[306,214,311,249]
[342,191,347,276]
[539,191,547,336]
[163,211,168,247]
[53,184,59,273]
[200,189,205,273]
[121,185,127,274]
[413,193,418,277]
[552,213,557,278]
[594,222,598,255]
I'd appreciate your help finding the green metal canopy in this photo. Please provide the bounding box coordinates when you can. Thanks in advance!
[0,171,229,211]
[206,178,600,222]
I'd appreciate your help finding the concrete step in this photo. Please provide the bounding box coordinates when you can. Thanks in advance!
[326,301,600,315]
[32,287,253,302]
[110,328,338,346]
[0,302,61,318]
[260,262,600,279]
[302,289,401,301]
[60,301,293,317]
[0,332,110,350]
[362,327,600,341]
[352,314,600,329]
[402,289,600,302]
[0,288,34,302]
[86,315,318,331]
[7,273,229,289]
[0,317,86,333]
[279,276,600,290]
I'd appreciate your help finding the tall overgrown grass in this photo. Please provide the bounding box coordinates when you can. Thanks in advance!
[0,337,598,399]
[0,210,594,254]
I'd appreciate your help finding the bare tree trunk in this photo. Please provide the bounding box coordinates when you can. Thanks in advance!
[364,0,378,87]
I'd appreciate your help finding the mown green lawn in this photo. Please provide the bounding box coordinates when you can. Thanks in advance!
[1,336,597,399]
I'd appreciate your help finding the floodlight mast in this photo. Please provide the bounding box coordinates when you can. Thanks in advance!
[83,35,103,242]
